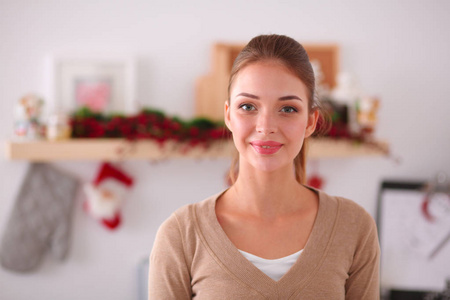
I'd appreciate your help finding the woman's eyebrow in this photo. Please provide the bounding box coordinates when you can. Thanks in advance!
[236,92,259,99]
[236,93,303,102]
[279,95,303,102]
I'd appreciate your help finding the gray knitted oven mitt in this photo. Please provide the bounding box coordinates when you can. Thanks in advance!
[0,163,79,272]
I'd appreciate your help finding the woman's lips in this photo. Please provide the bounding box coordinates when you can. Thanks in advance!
[250,140,283,155]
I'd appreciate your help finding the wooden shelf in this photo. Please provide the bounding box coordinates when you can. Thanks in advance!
[308,138,389,158]
[4,138,389,162]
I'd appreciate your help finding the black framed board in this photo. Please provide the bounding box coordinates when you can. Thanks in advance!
[377,180,450,295]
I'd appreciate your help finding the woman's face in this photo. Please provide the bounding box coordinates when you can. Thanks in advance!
[225,60,318,174]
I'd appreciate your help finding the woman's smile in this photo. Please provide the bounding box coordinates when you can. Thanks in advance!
[250,140,283,155]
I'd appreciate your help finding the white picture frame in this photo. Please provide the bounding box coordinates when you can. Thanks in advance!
[45,55,136,115]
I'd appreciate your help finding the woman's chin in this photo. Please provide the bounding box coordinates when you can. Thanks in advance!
[249,160,292,174]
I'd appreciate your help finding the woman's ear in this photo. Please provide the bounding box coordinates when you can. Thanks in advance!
[224,101,232,132]
[305,110,319,138]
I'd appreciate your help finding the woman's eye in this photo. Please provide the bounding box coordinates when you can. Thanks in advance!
[239,104,256,111]
[281,106,298,113]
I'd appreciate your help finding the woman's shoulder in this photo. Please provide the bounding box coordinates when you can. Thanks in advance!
[152,191,223,262]
[314,189,379,255]
[317,189,376,230]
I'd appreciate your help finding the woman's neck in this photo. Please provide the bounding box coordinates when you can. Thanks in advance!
[229,163,306,220]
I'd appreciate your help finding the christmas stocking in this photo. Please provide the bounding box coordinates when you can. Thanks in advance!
[0,163,79,272]
[83,162,133,230]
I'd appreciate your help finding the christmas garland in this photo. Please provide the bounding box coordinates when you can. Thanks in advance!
[70,107,231,146]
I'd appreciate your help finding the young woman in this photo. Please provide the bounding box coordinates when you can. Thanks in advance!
[148,34,380,299]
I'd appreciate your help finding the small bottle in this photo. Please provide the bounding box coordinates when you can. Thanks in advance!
[46,112,72,141]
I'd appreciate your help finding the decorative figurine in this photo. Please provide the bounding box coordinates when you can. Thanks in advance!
[14,94,45,140]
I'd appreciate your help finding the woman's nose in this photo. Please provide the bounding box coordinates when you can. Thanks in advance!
[256,111,277,135]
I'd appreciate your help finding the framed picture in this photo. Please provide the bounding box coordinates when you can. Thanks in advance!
[45,56,136,115]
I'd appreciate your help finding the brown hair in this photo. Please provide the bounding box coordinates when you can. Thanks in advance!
[226,34,327,185]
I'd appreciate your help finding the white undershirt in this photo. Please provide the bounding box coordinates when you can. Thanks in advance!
[238,249,303,281]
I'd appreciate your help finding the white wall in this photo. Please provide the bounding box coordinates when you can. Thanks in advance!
[1,0,449,299]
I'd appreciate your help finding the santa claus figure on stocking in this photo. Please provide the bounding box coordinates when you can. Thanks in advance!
[83,162,134,230]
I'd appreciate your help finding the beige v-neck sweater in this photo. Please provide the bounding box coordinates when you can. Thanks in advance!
[149,189,380,299]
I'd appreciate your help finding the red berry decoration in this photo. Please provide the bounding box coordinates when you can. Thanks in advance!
[70,106,231,151]
[307,175,324,189]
